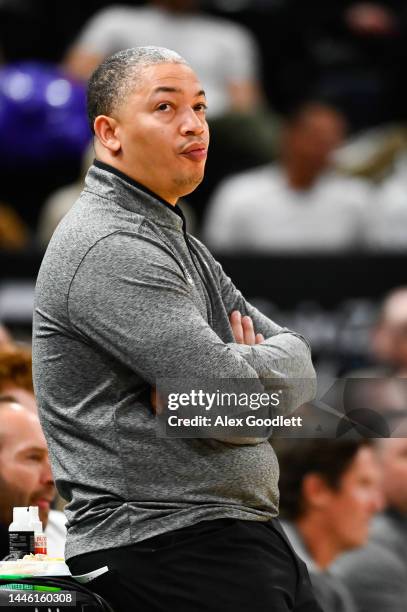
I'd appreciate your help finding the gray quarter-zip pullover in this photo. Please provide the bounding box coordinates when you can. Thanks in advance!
[32,161,315,560]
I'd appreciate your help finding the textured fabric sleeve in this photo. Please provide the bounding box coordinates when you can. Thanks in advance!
[213,253,317,412]
[67,232,264,381]
[68,234,266,385]
[68,232,273,444]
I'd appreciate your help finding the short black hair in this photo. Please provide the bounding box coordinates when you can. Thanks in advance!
[87,46,188,134]
[276,439,373,520]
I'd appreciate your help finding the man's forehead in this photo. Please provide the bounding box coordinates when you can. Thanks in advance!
[381,438,407,455]
[0,406,44,445]
[139,63,204,95]
[348,446,377,473]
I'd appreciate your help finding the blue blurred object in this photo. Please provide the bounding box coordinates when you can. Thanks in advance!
[0,62,91,166]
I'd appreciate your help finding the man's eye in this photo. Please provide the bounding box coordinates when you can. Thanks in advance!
[26,454,42,462]
[156,103,171,112]
[195,103,208,112]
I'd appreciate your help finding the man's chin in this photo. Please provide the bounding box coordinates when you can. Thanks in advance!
[346,533,367,550]
[175,173,204,196]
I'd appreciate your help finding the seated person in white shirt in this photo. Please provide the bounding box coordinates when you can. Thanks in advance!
[364,152,407,252]
[64,0,262,118]
[203,102,371,253]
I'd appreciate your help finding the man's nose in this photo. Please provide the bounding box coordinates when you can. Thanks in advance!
[41,456,54,485]
[180,108,206,136]
[369,487,385,514]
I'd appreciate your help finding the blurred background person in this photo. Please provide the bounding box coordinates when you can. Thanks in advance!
[332,438,407,612]
[276,439,383,612]
[338,288,407,426]
[327,288,407,440]
[372,439,407,562]
[203,102,370,253]
[64,0,262,117]
[0,397,66,559]
[365,287,407,377]
[365,152,407,251]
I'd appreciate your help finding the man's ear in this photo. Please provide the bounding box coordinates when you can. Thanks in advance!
[93,115,121,153]
[302,473,333,512]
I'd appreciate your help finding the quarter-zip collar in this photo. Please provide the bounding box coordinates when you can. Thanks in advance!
[87,160,187,233]
[87,160,212,321]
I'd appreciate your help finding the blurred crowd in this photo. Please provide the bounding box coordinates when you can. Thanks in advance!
[0,2,407,610]
[0,325,407,611]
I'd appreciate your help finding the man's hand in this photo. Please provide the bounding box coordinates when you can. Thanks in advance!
[151,312,263,415]
[151,387,166,415]
[230,310,264,345]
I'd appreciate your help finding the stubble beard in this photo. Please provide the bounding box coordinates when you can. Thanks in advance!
[0,473,20,526]
[0,473,50,528]
[173,169,204,195]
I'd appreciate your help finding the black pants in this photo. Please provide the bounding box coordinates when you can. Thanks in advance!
[68,518,323,612]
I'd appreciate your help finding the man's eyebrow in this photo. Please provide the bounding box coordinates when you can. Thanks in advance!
[150,86,206,97]
[18,446,46,454]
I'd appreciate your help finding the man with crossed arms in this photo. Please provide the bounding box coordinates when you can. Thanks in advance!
[33,46,319,612]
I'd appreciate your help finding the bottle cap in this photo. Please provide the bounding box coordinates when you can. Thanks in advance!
[28,506,43,533]
[12,507,30,523]
[29,506,40,520]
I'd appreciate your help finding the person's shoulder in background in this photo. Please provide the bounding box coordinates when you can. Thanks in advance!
[332,534,407,612]
[319,170,372,208]
[363,156,407,252]
[281,520,357,612]
[202,163,278,252]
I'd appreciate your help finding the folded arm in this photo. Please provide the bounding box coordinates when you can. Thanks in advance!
[68,233,315,442]
[203,244,317,409]
[68,233,269,444]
